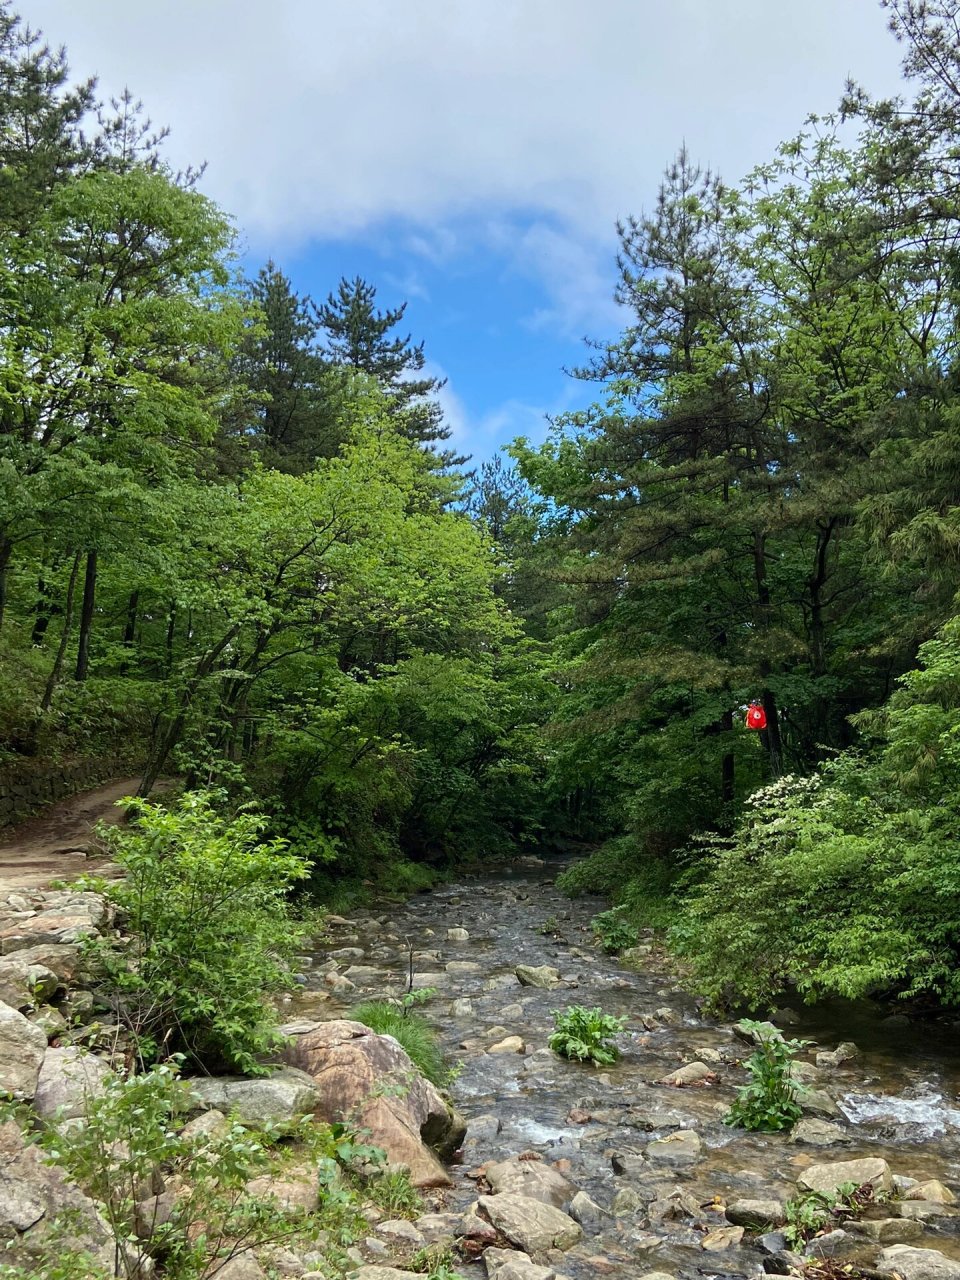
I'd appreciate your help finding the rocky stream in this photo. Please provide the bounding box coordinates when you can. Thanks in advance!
[288,854,960,1280]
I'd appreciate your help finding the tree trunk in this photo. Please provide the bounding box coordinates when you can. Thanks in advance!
[31,573,54,647]
[74,549,98,681]
[0,537,12,632]
[123,589,140,648]
[165,603,177,674]
[40,552,82,714]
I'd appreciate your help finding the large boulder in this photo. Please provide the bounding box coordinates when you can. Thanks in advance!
[0,957,59,1010]
[798,1157,893,1199]
[186,1067,320,1126]
[0,1119,116,1271]
[484,1155,576,1208]
[33,1046,113,1121]
[284,1020,465,1188]
[0,1000,47,1099]
[877,1246,960,1280]
[514,965,561,989]
[478,1192,582,1253]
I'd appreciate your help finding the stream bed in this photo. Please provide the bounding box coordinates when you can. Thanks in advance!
[289,857,960,1278]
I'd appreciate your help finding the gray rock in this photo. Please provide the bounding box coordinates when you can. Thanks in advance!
[450,998,474,1017]
[478,1193,582,1253]
[806,1229,852,1259]
[0,1000,47,1099]
[801,1089,842,1118]
[895,1202,958,1221]
[798,1157,893,1199]
[376,1219,424,1246]
[789,1118,848,1146]
[644,1129,702,1166]
[33,1046,113,1120]
[659,1062,712,1086]
[186,1067,320,1125]
[758,1231,789,1254]
[515,965,561,989]
[447,928,469,941]
[816,1042,858,1069]
[485,1156,575,1208]
[877,1247,960,1280]
[857,1218,924,1244]
[733,1019,780,1044]
[611,1186,642,1214]
[702,1226,745,1251]
[568,1190,611,1234]
[484,1248,553,1280]
[908,1180,956,1204]
[610,1151,646,1177]
[726,1199,786,1230]
[0,958,59,1010]
[209,1256,267,1280]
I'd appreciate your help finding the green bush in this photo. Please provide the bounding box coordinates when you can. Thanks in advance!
[591,906,639,953]
[724,1021,807,1132]
[94,791,310,1074]
[548,1005,626,1065]
[350,999,448,1085]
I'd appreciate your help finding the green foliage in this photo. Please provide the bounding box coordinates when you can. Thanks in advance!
[409,1244,461,1279]
[350,999,448,1086]
[548,1005,626,1066]
[92,791,309,1073]
[782,1182,865,1250]
[590,906,638,954]
[33,1062,346,1280]
[724,1022,807,1132]
[365,1168,424,1219]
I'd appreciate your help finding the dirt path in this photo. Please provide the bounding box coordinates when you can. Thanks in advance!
[0,777,158,892]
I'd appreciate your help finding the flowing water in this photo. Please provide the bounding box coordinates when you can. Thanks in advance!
[291,857,960,1277]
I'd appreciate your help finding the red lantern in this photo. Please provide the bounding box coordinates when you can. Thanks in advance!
[746,702,767,731]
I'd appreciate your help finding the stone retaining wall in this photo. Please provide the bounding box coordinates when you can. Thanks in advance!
[0,759,126,829]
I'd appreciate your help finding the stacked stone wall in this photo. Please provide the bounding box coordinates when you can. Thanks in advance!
[0,759,126,829]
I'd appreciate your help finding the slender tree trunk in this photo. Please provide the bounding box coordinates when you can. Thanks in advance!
[123,589,140,648]
[165,603,177,675]
[31,573,54,647]
[721,707,735,808]
[0,537,12,632]
[74,550,98,681]
[40,552,82,714]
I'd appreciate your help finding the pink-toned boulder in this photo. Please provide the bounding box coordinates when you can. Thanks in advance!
[284,1019,465,1188]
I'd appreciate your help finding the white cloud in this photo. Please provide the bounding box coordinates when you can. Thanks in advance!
[27,0,905,253]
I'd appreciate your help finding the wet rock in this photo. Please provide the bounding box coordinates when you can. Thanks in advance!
[789,1060,821,1084]
[489,1036,525,1054]
[788,1118,849,1146]
[483,1247,553,1280]
[186,1067,320,1126]
[323,972,356,994]
[816,1042,858,1069]
[485,1156,576,1208]
[447,928,469,941]
[610,1151,646,1177]
[806,1229,853,1259]
[0,1000,47,1099]
[659,1062,712,1086]
[895,1175,920,1195]
[644,1130,702,1166]
[908,1181,956,1204]
[772,1007,802,1026]
[447,961,481,974]
[654,1006,682,1025]
[464,1114,502,1144]
[648,1189,701,1222]
[758,1231,789,1254]
[857,1218,924,1244]
[515,965,561,989]
[801,1088,842,1117]
[895,1202,957,1221]
[877,1246,960,1280]
[450,998,474,1018]
[568,1190,611,1234]
[798,1157,893,1199]
[343,965,391,983]
[33,1046,113,1120]
[284,1019,465,1187]
[612,1187,642,1214]
[726,1199,786,1229]
[478,1193,582,1253]
[702,1226,744,1251]
[328,947,365,961]
[764,1251,805,1275]
[413,1212,460,1246]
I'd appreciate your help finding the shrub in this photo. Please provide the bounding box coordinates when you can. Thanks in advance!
[724,1020,807,1132]
[350,999,448,1085]
[548,1005,626,1065]
[93,791,310,1074]
[782,1181,864,1249]
[591,906,639,953]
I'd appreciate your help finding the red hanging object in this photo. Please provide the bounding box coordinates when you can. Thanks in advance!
[746,702,767,731]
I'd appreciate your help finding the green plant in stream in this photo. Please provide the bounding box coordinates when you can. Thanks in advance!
[724,1020,808,1132]
[350,1000,448,1085]
[409,1244,460,1278]
[591,906,639,954]
[782,1182,863,1248]
[548,1005,627,1065]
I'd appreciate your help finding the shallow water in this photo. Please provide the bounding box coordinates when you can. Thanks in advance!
[292,857,960,1277]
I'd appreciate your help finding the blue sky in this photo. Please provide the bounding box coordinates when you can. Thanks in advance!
[28,0,908,462]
